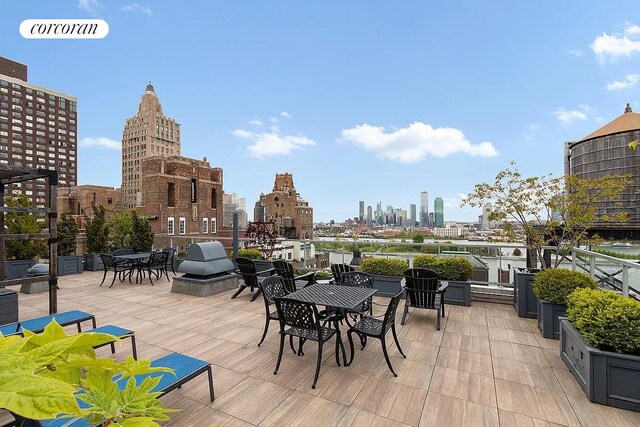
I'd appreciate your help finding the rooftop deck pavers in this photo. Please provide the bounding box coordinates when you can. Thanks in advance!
[3,271,640,426]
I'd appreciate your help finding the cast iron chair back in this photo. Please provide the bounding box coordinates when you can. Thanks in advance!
[274,297,320,332]
[403,268,440,309]
[331,263,354,282]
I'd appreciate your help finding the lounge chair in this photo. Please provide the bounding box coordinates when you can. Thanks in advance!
[10,352,214,427]
[0,310,96,337]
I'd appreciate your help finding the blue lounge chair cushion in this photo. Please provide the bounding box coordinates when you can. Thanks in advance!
[0,310,95,336]
[88,325,133,337]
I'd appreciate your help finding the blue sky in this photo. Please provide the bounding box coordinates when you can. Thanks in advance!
[2,1,640,222]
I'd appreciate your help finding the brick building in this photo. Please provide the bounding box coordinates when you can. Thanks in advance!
[122,82,181,208]
[256,173,313,239]
[141,156,223,243]
[57,185,122,229]
[0,56,77,207]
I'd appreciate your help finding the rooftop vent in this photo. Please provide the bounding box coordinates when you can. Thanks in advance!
[177,241,235,279]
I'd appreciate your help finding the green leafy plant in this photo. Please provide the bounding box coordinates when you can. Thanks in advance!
[107,209,134,249]
[4,195,47,260]
[533,268,597,305]
[130,211,154,253]
[361,258,407,276]
[413,255,474,281]
[413,254,438,269]
[57,211,79,257]
[85,204,109,253]
[237,248,264,260]
[0,320,174,425]
[593,249,640,260]
[463,162,630,269]
[567,288,640,354]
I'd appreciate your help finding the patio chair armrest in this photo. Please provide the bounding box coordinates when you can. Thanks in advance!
[257,268,276,276]
[438,281,449,292]
[294,271,316,283]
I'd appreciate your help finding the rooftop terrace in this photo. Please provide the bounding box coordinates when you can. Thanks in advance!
[3,271,640,426]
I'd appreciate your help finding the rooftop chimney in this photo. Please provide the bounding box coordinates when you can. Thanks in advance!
[625,102,633,113]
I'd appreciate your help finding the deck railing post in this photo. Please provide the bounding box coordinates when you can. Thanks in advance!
[571,249,576,271]
[589,255,595,279]
[622,266,629,297]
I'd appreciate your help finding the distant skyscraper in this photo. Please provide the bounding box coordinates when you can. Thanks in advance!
[366,205,373,226]
[254,201,266,222]
[481,203,492,230]
[434,197,444,227]
[409,204,417,225]
[428,212,434,226]
[420,191,429,226]
[223,193,248,230]
[358,200,364,221]
[376,202,384,225]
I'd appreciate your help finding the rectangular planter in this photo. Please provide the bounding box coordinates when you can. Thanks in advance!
[513,269,537,318]
[372,275,404,298]
[0,288,18,325]
[58,255,83,276]
[537,299,566,339]
[560,318,640,412]
[83,253,104,271]
[4,259,36,280]
[442,280,471,306]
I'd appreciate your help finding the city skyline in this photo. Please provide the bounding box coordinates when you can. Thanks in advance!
[3,2,640,221]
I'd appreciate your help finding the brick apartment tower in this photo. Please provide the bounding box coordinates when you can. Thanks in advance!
[141,156,223,238]
[0,56,77,206]
[122,82,181,208]
[257,173,313,239]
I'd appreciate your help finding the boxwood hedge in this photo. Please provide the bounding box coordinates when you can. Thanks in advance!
[361,258,407,276]
[533,268,596,305]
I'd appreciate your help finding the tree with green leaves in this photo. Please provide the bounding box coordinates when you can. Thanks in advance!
[57,211,79,256]
[85,204,109,253]
[107,209,134,249]
[130,211,154,252]
[4,195,47,260]
[463,161,630,269]
[0,320,174,426]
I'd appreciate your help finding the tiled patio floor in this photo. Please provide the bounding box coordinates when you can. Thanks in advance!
[3,271,640,426]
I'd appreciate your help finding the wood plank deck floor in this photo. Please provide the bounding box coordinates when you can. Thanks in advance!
[3,271,640,427]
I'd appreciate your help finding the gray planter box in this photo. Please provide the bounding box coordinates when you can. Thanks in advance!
[0,288,18,325]
[514,269,537,318]
[537,299,566,339]
[254,260,274,274]
[371,275,404,297]
[560,318,640,412]
[58,255,83,276]
[443,280,471,306]
[84,253,104,271]
[4,259,36,280]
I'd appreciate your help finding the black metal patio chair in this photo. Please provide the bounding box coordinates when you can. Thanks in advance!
[163,247,177,276]
[99,253,132,288]
[330,263,354,283]
[112,247,134,268]
[402,268,448,330]
[346,291,405,376]
[257,275,289,346]
[143,252,169,285]
[233,257,275,301]
[273,296,345,389]
[273,260,316,293]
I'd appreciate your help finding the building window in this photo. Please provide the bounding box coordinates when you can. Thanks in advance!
[179,217,186,235]
[191,178,197,203]
[210,217,216,234]
[211,188,217,209]
[167,217,174,235]
[202,218,208,234]
[167,183,175,207]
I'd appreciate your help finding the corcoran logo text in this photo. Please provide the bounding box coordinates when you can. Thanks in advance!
[20,19,109,39]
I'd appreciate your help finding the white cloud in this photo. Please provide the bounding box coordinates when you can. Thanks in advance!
[444,193,468,208]
[280,112,293,119]
[554,106,589,124]
[78,0,102,16]
[591,23,640,63]
[249,119,263,126]
[339,122,498,163]
[231,129,316,158]
[121,3,152,15]
[80,136,120,150]
[270,125,280,133]
[606,74,640,90]
[269,117,279,123]
[231,129,253,139]
[567,49,585,57]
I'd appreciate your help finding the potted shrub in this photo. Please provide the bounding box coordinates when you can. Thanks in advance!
[361,257,407,297]
[4,195,46,279]
[560,288,640,411]
[414,254,474,306]
[238,248,273,273]
[56,211,83,276]
[84,204,109,271]
[533,268,596,339]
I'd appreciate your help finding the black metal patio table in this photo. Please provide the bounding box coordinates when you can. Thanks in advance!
[286,284,378,364]
[114,253,152,284]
